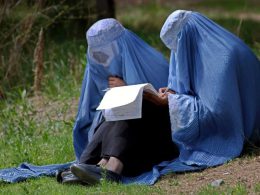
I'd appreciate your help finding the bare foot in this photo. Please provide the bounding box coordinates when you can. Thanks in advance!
[105,156,123,174]
[97,158,108,167]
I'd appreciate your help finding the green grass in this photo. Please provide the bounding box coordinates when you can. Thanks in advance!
[0,92,164,194]
[0,97,74,167]
[117,1,260,58]
[196,182,260,195]
[194,0,260,12]
[197,183,248,195]
[0,177,163,195]
[255,183,260,193]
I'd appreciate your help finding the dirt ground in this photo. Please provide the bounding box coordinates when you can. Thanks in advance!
[157,154,260,194]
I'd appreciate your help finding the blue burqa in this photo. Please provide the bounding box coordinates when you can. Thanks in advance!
[73,18,169,159]
[0,18,170,184]
[122,10,260,185]
[160,10,260,168]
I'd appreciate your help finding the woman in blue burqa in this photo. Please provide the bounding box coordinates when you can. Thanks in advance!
[145,10,260,176]
[67,18,179,184]
[0,18,179,184]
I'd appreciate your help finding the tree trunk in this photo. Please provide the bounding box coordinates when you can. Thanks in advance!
[96,0,115,19]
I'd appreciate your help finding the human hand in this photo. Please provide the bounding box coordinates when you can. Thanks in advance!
[108,76,126,88]
[143,91,168,106]
[144,87,176,106]
[158,87,176,96]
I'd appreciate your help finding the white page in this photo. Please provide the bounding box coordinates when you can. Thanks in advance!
[143,83,159,96]
[97,83,159,121]
[103,88,143,121]
[97,83,148,110]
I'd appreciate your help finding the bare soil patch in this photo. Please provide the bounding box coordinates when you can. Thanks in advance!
[29,96,78,122]
[157,153,260,194]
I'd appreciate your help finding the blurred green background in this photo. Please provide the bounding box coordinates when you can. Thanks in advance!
[0,0,260,100]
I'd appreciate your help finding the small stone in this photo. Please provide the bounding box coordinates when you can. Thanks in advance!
[223,172,230,175]
[211,179,224,187]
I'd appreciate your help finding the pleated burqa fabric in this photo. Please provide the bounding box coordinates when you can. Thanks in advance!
[73,18,169,160]
[160,10,260,167]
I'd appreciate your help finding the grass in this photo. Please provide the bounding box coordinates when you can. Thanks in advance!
[0,97,74,167]
[194,0,260,12]
[197,182,260,194]
[255,183,260,193]
[0,96,164,194]
[1,0,260,194]
[116,1,260,59]
[197,183,248,195]
[0,177,163,195]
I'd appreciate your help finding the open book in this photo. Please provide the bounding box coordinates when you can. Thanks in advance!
[97,83,158,121]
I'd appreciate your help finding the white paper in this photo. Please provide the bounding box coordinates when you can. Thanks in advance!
[97,83,158,121]
[97,83,147,110]
[103,91,143,121]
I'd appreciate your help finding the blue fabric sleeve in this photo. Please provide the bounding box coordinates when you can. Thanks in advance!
[168,94,201,144]
[168,93,244,166]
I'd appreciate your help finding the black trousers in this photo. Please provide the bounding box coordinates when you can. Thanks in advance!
[79,100,179,176]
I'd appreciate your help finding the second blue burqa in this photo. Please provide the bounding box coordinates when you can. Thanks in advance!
[160,10,260,167]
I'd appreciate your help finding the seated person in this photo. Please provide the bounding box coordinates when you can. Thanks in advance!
[59,18,179,184]
[148,10,260,170]
[72,92,178,184]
